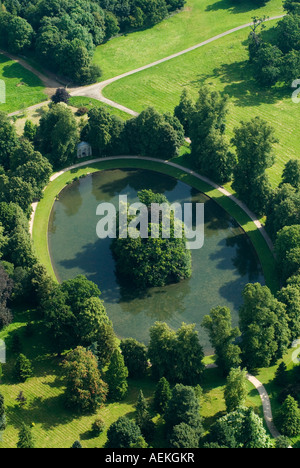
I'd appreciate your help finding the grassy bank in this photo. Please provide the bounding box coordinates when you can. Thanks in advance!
[0,54,47,114]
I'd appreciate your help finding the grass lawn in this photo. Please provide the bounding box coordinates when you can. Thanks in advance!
[102,20,299,189]
[94,0,284,80]
[0,54,47,114]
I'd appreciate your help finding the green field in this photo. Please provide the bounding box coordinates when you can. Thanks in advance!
[0,54,47,114]
[102,20,299,188]
[94,0,284,80]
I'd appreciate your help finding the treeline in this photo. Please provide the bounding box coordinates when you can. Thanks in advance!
[0,0,185,84]
[248,1,300,86]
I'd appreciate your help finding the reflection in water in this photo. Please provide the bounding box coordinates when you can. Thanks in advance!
[48,169,265,353]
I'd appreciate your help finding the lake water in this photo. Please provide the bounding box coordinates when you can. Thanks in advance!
[48,169,265,354]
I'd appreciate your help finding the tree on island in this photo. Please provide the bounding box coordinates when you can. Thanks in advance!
[111,189,192,290]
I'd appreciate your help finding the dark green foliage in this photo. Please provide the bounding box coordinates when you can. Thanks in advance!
[111,189,192,289]
[266,184,300,241]
[62,347,108,413]
[0,112,19,171]
[51,88,71,105]
[106,416,143,449]
[164,384,203,444]
[275,395,300,437]
[274,362,288,387]
[23,120,38,142]
[135,390,155,441]
[282,159,300,190]
[71,440,82,448]
[224,367,248,413]
[0,392,6,433]
[189,87,236,184]
[35,104,79,169]
[275,225,300,283]
[209,407,272,448]
[14,353,33,382]
[43,275,110,351]
[120,338,148,378]
[231,117,276,215]
[91,417,106,435]
[148,322,205,385]
[153,377,172,414]
[174,88,195,136]
[17,423,35,449]
[125,107,184,159]
[170,422,200,448]
[105,349,129,401]
[202,306,241,376]
[277,285,300,340]
[239,283,291,370]
[275,436,292,448]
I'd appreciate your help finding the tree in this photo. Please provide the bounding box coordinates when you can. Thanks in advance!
[224,367,248,413]
[189,87,236,184]
[17,423,35,449]
[62,347,108,413]
[125,107,184,159]
[174,88,195,136]
[0,175,35,216]
[0,112,18,170]
[51,88,71,104]
[209,407,272,448]
[148,322,205,384]
[252,42,283,86]
[120,338,148,378]
[164,384,203,444]
[106,416,143,449]
[14,354,33,382]
[35,103,79,169]
[276,395,300,437]
[71,440,82,448]
[135,390,155,441]
[275,225,300,283]
[277,285,300,340]
[170,422,200,448]
[281,159,300,190]
[23,120,38,142]
[232,117,277,215]
[111,190,192,290]
[265,184,300,241]
[239,283,291,370]
[153,377,172,414]
[202,306,241,376]
[105,349,129,401]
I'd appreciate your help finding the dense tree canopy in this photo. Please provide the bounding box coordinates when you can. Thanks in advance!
[111,189,192,289]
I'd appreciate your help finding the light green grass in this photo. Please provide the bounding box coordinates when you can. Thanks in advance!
[0,54,47,114]
[32,157,278,293]
[94,0,284,80]
[103,21,299,189]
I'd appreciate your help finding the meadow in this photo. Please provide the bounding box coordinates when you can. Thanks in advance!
[0,54,47,114]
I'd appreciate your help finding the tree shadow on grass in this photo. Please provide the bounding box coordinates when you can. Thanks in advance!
[213,61,289,107]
